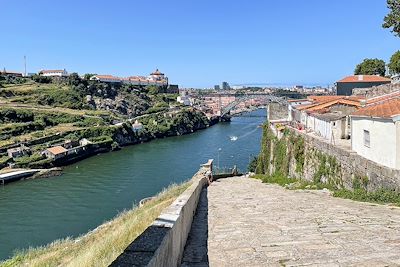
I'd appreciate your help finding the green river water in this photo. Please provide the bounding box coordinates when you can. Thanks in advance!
[0,109,266,260]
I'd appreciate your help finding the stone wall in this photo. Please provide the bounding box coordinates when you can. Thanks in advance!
[257,124,400,192]
[352,83,400,98]
[268,102,288,121]
[110,161,212,267]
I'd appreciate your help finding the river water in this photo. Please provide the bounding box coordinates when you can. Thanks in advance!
[0,109,266,260]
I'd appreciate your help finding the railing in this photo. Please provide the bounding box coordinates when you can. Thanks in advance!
[212,165,242,180]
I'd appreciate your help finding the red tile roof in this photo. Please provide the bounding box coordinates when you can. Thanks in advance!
[366,90,400,105]
[337,75,391,83]
[46,146,68,155]
[352,98,400,119]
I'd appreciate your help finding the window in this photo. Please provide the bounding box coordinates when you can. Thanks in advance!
[363,130,370,147]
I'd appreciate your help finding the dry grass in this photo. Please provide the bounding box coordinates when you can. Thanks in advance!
[0,181,191,267]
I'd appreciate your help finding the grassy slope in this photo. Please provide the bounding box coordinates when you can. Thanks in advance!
[0,182,191,267]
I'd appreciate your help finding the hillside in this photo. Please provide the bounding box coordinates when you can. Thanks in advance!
[0,75,208,171]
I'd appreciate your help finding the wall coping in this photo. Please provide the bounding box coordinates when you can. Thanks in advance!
[110,161,212,267]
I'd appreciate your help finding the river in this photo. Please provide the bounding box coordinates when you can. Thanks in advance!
[0,109,266,260]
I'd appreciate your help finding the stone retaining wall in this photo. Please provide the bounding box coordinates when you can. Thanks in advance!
[261,124,400,192]
[289,127,400,191]
[110,161,212,267]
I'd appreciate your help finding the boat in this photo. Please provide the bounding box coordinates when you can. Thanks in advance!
[230,136,238,141]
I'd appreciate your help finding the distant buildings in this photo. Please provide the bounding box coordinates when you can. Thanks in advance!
[1,68,23,77]
[214,85,220,90]
[222,82,230,90]
[90,69,168,87]
[7,146,30,159]
[39,69,69,77]
[177,91,191,106]
[336,75,391,96]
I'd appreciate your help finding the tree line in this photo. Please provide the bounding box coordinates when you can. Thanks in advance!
[353,0,400,77]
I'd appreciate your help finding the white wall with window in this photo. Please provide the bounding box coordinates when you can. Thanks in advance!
[351,116,400,169]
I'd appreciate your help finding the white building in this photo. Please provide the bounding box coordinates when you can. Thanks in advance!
[90,69,168,86]
[131,120,143,132]
[351,98,400,169]
[40,69,68,77]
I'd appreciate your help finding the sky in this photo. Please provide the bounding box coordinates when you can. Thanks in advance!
[1,0,399,88]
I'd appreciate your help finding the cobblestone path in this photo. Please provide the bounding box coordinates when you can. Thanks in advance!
[184,176,400,267]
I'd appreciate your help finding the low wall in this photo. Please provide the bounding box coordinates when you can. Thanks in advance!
[110,161,212,267]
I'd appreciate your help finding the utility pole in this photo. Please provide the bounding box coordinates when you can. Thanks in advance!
[24,55,27,77]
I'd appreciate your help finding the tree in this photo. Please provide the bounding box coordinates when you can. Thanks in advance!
[67,72,82,86]
[383,0,400,37]
[83,73,96,80]
[147,85,162,95]
[354,58,386,76]
[388,50,400,74]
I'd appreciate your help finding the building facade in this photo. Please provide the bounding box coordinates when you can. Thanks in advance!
[40,69,69,77]
[351,98,400,169]
[336,75,391,96]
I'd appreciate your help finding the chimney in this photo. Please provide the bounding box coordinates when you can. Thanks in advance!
[358,75,363,81]
[360,99,366,107]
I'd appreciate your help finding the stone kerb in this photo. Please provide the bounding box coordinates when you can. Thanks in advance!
[110,161,212,267]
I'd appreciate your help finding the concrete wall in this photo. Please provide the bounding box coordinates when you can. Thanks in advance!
[110,162,212,267]
[351,117,399,169]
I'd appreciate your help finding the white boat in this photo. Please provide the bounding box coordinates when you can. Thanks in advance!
[230,136,238,141]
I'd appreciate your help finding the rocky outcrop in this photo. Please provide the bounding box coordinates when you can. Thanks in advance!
[88,93,151,117]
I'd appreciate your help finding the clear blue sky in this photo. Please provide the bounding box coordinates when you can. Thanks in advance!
[1,0,399,88]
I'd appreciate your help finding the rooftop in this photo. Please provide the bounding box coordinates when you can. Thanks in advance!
[352,98,400,119]
[337,75,391,83]
[41,69,66,73]
[46,146,68,155]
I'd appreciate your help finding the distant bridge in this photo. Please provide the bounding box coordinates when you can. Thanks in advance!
[212,94,288,116]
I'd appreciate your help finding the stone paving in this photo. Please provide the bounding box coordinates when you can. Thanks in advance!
[184,176,400,267]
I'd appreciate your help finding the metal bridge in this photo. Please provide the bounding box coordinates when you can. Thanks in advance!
[217,94,288,116]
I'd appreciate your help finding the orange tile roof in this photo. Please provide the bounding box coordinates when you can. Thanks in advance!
[307,95,344,103]
[47,146,68,155]
[305,99,361,112]
[352,98,400,119]
[337,75,391,83]
[366,90,400,105]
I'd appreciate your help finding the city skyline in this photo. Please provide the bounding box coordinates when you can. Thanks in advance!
[1,0,399,88]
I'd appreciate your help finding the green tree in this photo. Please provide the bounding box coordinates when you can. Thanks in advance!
[147,85,162,95]
[354,58,386,76]
[383,0,400,37]
[83,73,96,80]
[68,72,82,86]
[388,50,400,74]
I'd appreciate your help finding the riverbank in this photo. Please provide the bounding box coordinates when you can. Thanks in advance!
[1,108,219,185]
[0,181,191,267]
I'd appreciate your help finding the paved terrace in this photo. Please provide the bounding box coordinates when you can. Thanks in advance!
[182,176,400,266]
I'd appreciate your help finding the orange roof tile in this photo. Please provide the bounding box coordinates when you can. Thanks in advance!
[305,99,361,112]
[47,146,68,155]
[337,75,391,83]
[352,98,400,119]
[366,90,400,105]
